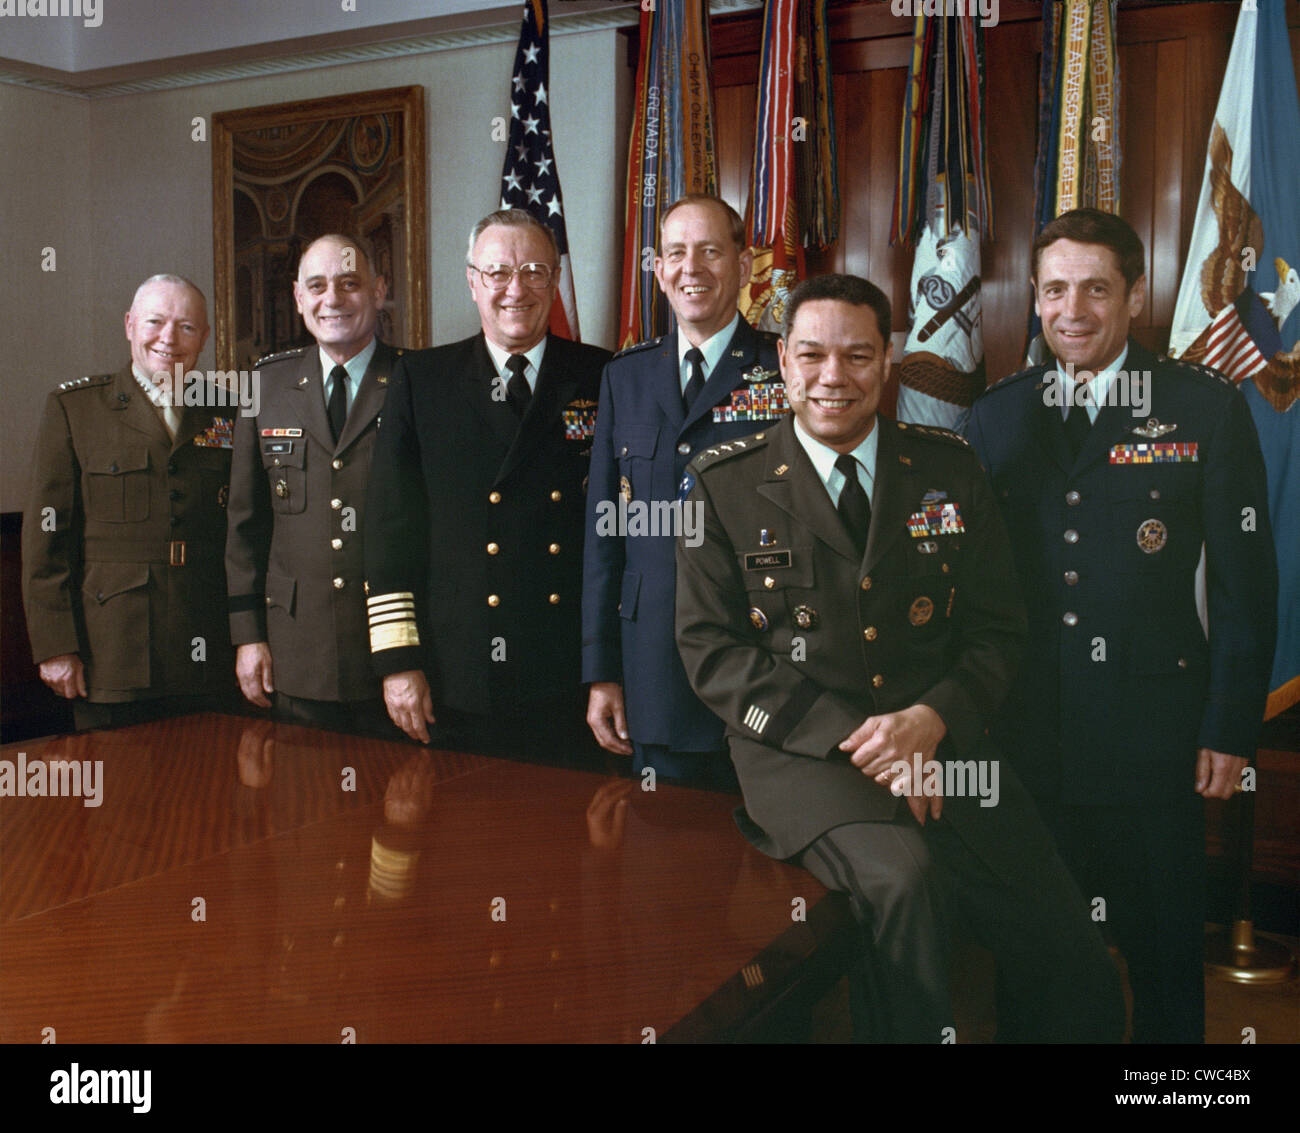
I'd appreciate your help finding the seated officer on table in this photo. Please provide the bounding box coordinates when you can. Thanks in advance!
[675,273,1123,1042]
[23,274,236,731]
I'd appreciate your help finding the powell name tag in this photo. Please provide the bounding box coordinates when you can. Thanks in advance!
[744,550,792,571]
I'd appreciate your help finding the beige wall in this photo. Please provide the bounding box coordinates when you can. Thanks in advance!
[0,28,631,512]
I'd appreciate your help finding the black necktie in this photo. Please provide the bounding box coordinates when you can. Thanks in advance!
[327,364,348,443]
[682,347,706,414]
[835,454,872,552]
[1064,404,1091,460]
[506,354,532,418]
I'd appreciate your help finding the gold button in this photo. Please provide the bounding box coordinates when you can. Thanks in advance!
[265,596,273,606]
[871,674,884,688]
[332,458,343,471]
[860,576,872,590]
[272,457,281,466]
[764,576,775,590]
[489,491,502,504]
[330,498,342,510]
[1177,657,1187,670]
[550,490,562,502]
[548,543,560,555]
[487,542,500,555]
[549,593,560,605]
[1064,570,1078,585]
[331,538,343,550]
[487,594,500,607]
[863,626,878,641]
[332,577,345,590]
[941,563,950,574]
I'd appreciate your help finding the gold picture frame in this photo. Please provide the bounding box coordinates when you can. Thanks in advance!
[211,85,428,370]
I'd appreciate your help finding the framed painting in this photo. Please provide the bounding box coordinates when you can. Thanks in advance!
[211,85,428,370]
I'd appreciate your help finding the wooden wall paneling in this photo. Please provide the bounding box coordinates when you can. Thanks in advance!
[1150,37,1188,335]
[1119,41,1156,335]
[715,83,756,216]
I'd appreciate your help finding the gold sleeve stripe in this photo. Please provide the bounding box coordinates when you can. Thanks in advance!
[367,591,415,609]
[370,621,420,652]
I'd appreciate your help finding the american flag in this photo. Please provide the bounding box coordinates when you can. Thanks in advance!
[1200,301,1268,383]
[499,0,580,340]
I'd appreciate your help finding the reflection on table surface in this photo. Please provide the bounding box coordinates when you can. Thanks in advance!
[1,713,830,1043]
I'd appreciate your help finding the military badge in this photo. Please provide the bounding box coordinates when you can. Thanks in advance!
[1136,518,1168,554]
[562,399,598,441]
[1109,442,1197,464]
[909,596,935,626]
[712,382,790,423]
[677,472,695,503]
[619,475,633,503]
[917,540,939,555]
[275,480,289,499]
[194,417,234,448]
[744,550,792,571]
[1130,418,1176,439]
[793,605,818,630]
[742,364,780,384]
[921,489,948,505]
[759,529,776,547]
[748,607,769,632]
[907,501,965,537]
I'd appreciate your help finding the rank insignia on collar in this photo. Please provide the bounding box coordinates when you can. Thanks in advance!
[377,375,388,385]
[773,464,789,476]
[677,472,695,503]
[1131,418,1176,438]
[742,364,779,383]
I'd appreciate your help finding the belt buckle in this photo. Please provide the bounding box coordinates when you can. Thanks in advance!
[168,540,186,567]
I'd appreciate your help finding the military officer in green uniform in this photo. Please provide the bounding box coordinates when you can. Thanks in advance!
[225,234,404,736]
[675,273,1122,1042]
[23,274,236,730]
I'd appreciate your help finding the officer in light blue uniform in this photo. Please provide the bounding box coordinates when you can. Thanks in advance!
[582,195,782,787]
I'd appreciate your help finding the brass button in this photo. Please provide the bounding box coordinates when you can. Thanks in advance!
[332,458,343,470]
[1062,612,1078,627]
[487,542,500,555]
[548,593,560,605]
[1150,488,1161,500]
[860,576,872,590]
[620,445,628,457]
[332,577,345,590]
[272,457,281,466]
[489,491,502,504]
[863,626,878,641]
[331,538,343,550]
[1066,490,1081,506]
[764,576,775,590]
[330,497,342,510]
[487,594,500,607]
[548,543,560,555]
[871,674,884,689]
[550,490,562,502]
[265,596,273,606]
[1064,570,1078,585]
[677,442,691,456]
[941,562,950,574]
[1177,657,1188,670]
[1063,529,1079,544]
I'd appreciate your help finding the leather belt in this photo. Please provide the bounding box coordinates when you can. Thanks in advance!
[82,538,217,566]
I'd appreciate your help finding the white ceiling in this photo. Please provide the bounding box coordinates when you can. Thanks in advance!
[2,0,572,72]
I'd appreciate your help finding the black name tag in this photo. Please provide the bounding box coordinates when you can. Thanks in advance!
[744,550,792,570]
[262,440,294,455]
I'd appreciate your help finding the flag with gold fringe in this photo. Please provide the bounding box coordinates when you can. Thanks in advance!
[618,0,718,349]
[1025,0,1121,359]
[1168,0,1300,718]
[892,9,992,431]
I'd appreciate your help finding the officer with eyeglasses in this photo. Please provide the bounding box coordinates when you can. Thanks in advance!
[364,208,611,756]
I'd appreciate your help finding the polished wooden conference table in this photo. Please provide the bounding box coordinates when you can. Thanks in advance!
[0,713,850,1044]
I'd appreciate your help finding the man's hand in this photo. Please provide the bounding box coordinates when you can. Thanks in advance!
[1196,748,1248,799]
[235,642,275,708]
[840,704,948,826]
[383,670,436,744]
[38,653,86,699]
[587,682,634,755]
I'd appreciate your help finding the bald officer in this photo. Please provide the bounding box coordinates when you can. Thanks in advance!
[23,274,236,731]
[364,208,610,754]
[225,234,404,735]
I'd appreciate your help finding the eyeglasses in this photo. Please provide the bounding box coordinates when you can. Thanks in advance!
[472,262,556,291]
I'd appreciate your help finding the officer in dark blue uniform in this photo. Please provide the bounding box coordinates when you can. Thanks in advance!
[966,209,1277,1043]
[582,195,782,787]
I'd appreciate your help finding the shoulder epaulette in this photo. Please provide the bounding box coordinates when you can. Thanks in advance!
[692,431,772,470]
[57,374,112,393]
[974,365,1045,400]
[254,346,310,368]
[1159,356,1235,389]
[896,420,973,448]
[612,335,665,360]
